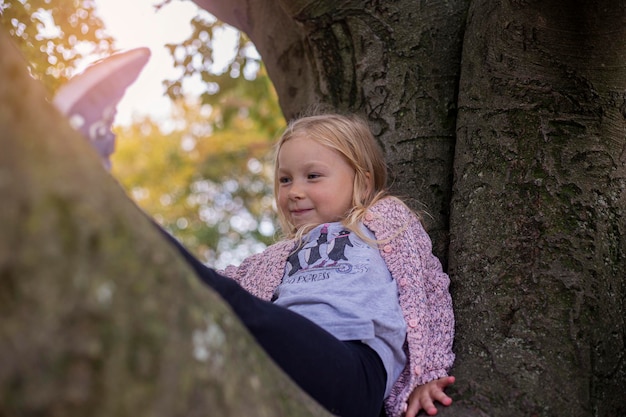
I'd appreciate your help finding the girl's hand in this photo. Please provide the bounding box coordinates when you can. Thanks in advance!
[405,376,455,417]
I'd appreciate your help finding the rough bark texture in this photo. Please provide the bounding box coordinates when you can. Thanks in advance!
[0,31,330,417]
[450,0,626,416]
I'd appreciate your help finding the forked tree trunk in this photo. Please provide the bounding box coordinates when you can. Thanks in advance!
[0,30,329,417]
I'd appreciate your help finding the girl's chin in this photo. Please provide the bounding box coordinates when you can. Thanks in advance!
[292,218,320,229]
[290,212,315,225]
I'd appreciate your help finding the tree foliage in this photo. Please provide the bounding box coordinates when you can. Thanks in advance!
[2,0,285,267]
[113,92,282,268]
[163,8,280,133]
[0,0,113,94]
[109,5,285,267]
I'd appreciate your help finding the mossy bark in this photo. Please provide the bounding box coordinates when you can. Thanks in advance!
[0,30,330,417]
[449,1,626,416]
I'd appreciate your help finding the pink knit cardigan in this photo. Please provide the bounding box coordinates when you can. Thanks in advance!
[221,197,455,417]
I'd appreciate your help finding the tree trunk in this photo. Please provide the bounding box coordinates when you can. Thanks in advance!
[0,30,330,417]
[450,1,626,415]
[197,0,626,416]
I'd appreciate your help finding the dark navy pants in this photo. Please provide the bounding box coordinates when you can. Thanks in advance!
[161,228,387,417]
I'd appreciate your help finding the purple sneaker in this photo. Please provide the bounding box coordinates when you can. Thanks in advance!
[53,47,151,170]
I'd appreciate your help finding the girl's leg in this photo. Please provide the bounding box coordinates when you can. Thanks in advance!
[162,228,386,417]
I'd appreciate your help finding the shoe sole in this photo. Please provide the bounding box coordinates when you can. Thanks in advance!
[53,47,151,114]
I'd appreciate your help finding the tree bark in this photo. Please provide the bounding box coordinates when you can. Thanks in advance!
[450,1,626,416]
[0,30,330,417]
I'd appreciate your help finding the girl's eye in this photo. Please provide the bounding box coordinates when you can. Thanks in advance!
[279,176,291,184]
[307,173,321,180]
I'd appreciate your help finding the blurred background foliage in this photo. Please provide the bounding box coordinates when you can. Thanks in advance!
[112,90,282,268]
[2,0,284,268]
[0,0,114,94]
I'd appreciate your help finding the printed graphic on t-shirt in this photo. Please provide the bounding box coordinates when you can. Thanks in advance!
[284,224,368,282]
[274,222,407,398]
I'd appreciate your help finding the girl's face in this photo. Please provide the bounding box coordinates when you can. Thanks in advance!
[276,135,355,229]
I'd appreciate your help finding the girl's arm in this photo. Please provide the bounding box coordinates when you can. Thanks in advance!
[416,224,455,384]
[218,239,295,301]
[364,197,455,416]
[405,219,455,415]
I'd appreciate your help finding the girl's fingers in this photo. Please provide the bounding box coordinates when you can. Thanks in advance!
[405,398,421,417]
[424,401,438,416]
[435,391,452,406]
[406,377,455,416]
[438,376,455,388]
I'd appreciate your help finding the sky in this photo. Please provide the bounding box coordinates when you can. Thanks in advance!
[94,0,231,125]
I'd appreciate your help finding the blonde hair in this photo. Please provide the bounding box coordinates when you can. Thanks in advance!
[273,113,390,241]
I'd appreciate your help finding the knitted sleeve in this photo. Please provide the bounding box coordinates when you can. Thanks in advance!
[218,239,295,301]
[364,197,455,417]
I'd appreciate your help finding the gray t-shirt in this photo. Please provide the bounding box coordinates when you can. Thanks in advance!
[273,222,407,397]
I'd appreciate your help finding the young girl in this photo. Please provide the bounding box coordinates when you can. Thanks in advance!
[164,114,456,417]
[55,62,454,415]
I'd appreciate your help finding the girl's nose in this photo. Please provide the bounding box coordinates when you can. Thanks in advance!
[288,182,304,199]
